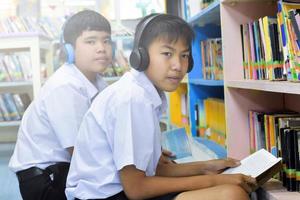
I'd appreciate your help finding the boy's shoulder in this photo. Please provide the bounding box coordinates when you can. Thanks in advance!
[94,72,151,107]
[40,64,89,97]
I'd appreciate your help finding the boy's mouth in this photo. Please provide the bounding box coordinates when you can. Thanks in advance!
[95,57,107,61]
[95,57,108,63]
[167,76,182,84]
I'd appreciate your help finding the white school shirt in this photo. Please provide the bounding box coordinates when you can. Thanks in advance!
[9,63,107,172]
[65,69,167,200]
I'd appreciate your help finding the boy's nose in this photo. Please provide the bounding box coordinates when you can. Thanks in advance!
[171,57,182,71]
[96,42,106,53]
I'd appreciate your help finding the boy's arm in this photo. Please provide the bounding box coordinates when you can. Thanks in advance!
[120,165,256,200]
[156,158,241,177]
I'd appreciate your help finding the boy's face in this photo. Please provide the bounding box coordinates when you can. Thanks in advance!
[74,30,112,80]
[145,37,190,92]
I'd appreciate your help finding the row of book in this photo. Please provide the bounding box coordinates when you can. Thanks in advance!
[240,0,300,81]
[201,38,223,80]
[248,111,300,191]
[195,98,226,147]
[0,16,64,38]
[0,16,135,40]
[0,53,32,82]
[0,93,31,122]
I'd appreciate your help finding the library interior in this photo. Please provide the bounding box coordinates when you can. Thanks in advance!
[0,0,299,200]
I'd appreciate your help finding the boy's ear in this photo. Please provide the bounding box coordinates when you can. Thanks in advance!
[188,47,194,72]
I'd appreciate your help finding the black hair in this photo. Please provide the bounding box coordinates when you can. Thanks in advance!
[135,13,195,50]
[63,10,111,47]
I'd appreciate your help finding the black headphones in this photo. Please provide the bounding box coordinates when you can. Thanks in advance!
[129,14,194,72]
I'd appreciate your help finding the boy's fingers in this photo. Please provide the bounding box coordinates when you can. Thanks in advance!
[224,158,241,167]
[162,149,175,157]
[246,176,257,186]
[242,182,252,193]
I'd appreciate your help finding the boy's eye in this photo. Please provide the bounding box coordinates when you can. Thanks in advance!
[86,40,96,45]
[161,52,172,57]
[182,54,190,59]
[103,38,112,44]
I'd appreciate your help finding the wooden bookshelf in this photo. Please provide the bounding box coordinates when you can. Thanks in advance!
[220,0,300,199]
[185,0,225,138]
[0,33,52,98]
[0,33,52,140]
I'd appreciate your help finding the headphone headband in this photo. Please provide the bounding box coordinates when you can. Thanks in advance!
[133,14,162,50]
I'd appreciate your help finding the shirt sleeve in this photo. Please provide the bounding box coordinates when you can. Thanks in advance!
[112,99,156,172]
[44,84,90,149]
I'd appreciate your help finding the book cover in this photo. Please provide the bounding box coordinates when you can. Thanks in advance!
[161,127,192,160]
[161,128,220,163]
[222,149,282,188]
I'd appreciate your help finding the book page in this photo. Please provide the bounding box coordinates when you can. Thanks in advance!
[222,149,282,178]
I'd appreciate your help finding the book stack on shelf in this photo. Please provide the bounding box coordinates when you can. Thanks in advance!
[278,1,300,81]
[0,52,32,82]
[201,38,223,80]
[0,93,30,123]
[0,16,62,39]
[195,98,226,147]
[248,111,300,191]
[169,84,190,133]
[240,1,300,81]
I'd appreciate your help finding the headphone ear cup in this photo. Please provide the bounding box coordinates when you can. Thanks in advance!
[138,47,149,71]
[130,49,142,71]
[64,43,75,64]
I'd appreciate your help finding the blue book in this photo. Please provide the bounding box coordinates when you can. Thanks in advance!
[161,128,192,160]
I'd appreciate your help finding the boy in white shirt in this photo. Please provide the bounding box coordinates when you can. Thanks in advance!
[9,10,112,200]
[66,13,257,200]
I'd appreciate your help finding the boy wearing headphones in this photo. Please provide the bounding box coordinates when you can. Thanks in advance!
[66,13,257,200]
[9,10,113,200]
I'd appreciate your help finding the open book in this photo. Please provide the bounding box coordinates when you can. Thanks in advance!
[161,128,221,163]
[222,149,282,187]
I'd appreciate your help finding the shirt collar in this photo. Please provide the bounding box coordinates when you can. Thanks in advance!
[130,69,167,115]
[65,63,107,101]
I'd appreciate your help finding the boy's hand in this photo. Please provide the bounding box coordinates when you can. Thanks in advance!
[159,149,176,164]
[216,174,257,193]
[202,158,240,174]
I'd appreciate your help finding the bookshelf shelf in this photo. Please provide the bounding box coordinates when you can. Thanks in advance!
[187,0,220,26]
[0,121,21,127]
[0,81,32,88]
[190,79,224,86]
[0,34,53,141]
[226,80,300,95]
